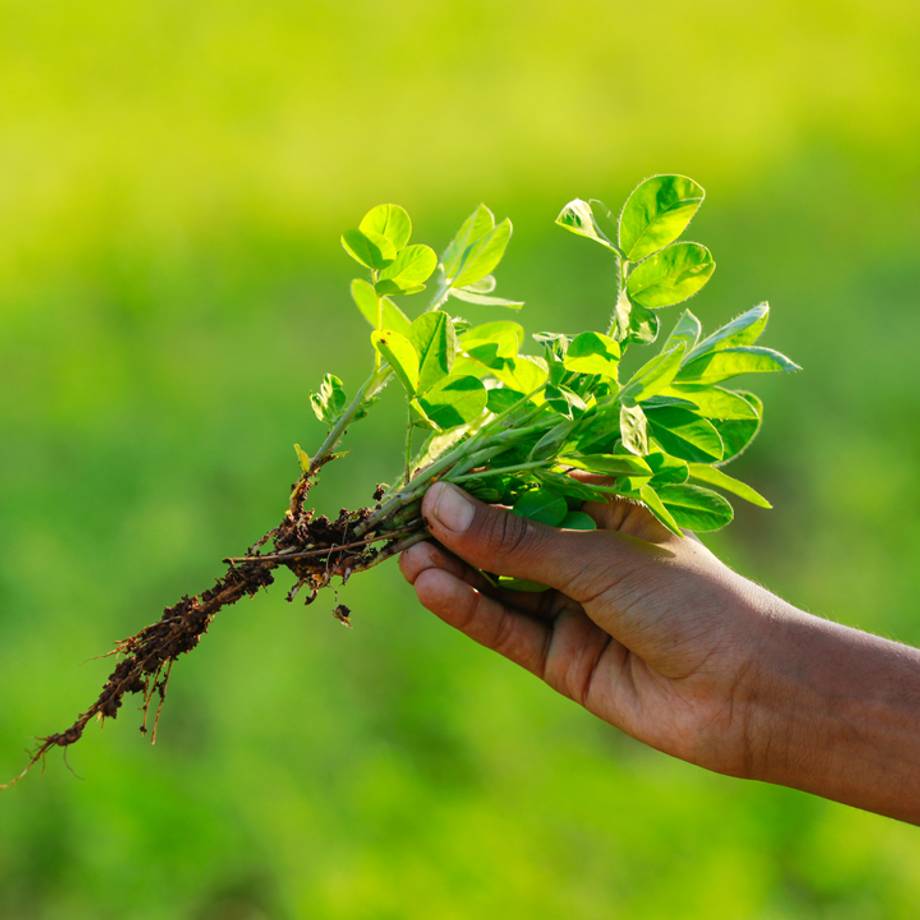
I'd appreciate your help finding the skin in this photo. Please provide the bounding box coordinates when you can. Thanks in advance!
[399,482,920,825]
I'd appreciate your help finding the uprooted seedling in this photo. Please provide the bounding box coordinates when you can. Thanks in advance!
[4,174,799,786]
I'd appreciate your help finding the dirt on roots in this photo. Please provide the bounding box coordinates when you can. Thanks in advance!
[3,465,418,787]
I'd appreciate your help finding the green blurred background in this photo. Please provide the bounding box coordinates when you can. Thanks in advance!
[2,1,919,917]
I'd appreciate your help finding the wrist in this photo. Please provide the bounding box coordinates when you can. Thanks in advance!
[741,601,838,784]
[742,599,920,822]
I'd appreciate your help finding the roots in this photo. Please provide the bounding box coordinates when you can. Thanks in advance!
[3,462,424,789]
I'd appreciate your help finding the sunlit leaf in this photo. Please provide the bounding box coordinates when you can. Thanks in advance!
[626,242,715,309]
[442,204,495,280]
[449,287,524,309]
[618,174,705,262]
[494,355,549,395]
[687,302,770,360]
[622,343,686,402]
[417,375,487,429]
[638,483,683,535]
[658,483,734,531]
[564,331,620,377]
[647,451,689,484]
[359,203,412,253]
[664,310,702,352]
[409,311,455,393]
[340,228,392,269]
[309,373,347,426]
[559,453,652,477]
[665,385,759,420]
[677,346,801,385]
[376,244,438,294]
[350,278,411,335]
[710,391,763,464]
[460,321,524,368]
[619,403,649,455]
[646,406,724,462]
[486,386,526,414]
[293,443,311,472]
[687,463,771,509]
[453,219,513,288]
[555,198,618,252]
[371,329,419,393]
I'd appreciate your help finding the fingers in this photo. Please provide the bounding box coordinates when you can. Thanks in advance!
[400,541,573,620]
[400,545,551,678]
[421,482,628,603]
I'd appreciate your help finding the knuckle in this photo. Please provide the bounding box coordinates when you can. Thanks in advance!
[488,606,517,653]
[479,508,535,561]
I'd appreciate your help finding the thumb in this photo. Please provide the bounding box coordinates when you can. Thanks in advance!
[422,482,617,602]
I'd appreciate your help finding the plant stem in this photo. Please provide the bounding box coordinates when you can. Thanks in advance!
[449,460,551,482]
[309,367,385,473]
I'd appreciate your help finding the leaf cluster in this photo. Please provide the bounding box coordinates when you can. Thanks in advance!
[310,176,800,546]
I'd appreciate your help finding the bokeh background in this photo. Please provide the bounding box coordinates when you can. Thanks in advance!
[2,1,919,917]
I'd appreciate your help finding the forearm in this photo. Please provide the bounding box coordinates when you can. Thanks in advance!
[748,599,920,824]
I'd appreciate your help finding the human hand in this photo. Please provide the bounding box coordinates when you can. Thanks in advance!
[400,480,779,777]
[400,482,920,824]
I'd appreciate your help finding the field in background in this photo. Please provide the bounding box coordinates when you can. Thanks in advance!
[2,1,920,917]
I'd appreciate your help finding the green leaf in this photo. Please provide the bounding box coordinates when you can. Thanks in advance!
[359,203,412,253]
[638,484,683,535]
[676,346,801,385]
[530,419,576,461]
[618,174,705,262]
[663,310,702,352]
[626,242,715,309]
[497,576,551,593]
[340,228,392,270]
[561,511,597,531]
[453,219,513,288]
[465,275,496,293]
[687,302,770,360]
[376,244,438,295]
[555,198,618,252]
[442,204,495,280]
[486,387,526,414]
[622,343,686,403]
[544,384,587,419]
[371,329,419,393]
[460,321,524,368]
[350,278,411,336]
[309,373,347,426]
[417,375,487,430]
[619,403,649,455]
[710,391,763,464]
[665,385,759,420]
[536,469,621,502]
[512,489,568,526]
[493,355,549,394]
[563,331,620,377]
[646,451,689,484]
[658,483,734,532]
[559,453,652,477]
[449,287,524,309]
[409,312,455,393]
[687,463,771,509]
[293,443,311,472]
[646,406,724,462]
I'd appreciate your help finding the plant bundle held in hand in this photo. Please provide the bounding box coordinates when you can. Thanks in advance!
[5,174,799,786]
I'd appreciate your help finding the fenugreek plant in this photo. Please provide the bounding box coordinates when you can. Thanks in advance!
[5,174,799,785]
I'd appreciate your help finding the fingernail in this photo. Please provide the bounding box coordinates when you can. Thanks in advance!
[428,482,474,533]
